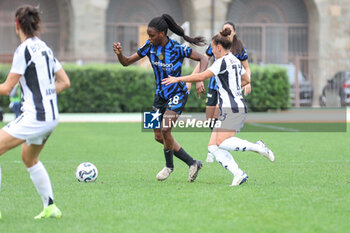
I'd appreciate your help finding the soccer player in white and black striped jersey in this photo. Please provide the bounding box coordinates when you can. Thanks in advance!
[163,28,275,186]
[0,5,70,219]
[204,21,252,163]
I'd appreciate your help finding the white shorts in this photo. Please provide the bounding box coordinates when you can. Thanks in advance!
[2,113,58,145]
[216,109,247,132]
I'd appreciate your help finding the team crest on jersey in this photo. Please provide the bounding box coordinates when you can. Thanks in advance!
[158,53,164,60]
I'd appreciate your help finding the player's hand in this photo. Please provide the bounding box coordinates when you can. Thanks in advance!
[243,83,251,95]
[113,42,123,55]
[162,76,179,86]
[196,81,205,98]
[186,82,192,94]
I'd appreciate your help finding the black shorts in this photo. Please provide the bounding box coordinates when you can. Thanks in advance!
[152,92,188,116]
[206,88,218,106]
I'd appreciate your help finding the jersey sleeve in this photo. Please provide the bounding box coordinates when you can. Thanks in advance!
[241,65,246,76]
[208,58,222,76]
[179,44,192,58]
[53,57,62,72]
[10,46,27,75]
[48,48,62,72]
[137,40,151,58]
[205,44,213,57]
[237,47,248,61]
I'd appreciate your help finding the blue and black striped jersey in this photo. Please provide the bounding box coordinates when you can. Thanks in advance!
[206,44,248,90]
[205,45,218,90]
[137,38,192,100]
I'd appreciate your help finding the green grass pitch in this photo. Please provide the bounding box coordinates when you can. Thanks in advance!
[0,122,349,233]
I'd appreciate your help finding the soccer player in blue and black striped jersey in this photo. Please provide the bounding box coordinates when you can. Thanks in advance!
[113,14,208,182]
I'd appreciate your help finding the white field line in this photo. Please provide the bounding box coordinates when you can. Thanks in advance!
[247,123,300,132]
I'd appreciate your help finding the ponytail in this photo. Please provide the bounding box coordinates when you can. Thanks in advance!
[148,14,206,46]
[231,35,244,56]
[223,21,244,55]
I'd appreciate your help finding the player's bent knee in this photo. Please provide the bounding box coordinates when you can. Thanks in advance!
[154,136,163,144]
[161,127,172,136]
[154,130,163,143]
[21,155,38,168]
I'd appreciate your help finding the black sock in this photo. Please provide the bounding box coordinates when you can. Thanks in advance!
[174,147,195,166]
[48,197,54,206]
[210,118,218,130]
[164,149,174,169]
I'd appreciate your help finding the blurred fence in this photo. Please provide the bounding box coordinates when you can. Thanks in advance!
[235,23,350,107]
[236,23,308,64]
[106,22,143,63]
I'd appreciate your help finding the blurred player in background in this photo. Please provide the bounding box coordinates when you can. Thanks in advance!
[163,28,274,186]
[0,5,70,219]
[113,14,208,182]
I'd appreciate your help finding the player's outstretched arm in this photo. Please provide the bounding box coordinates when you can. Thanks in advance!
[113,42,141,66]
[162,70,214,86]
[55,68,70,94]
[0,73,21,96]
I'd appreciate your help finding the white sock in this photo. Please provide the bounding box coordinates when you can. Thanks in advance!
[220,137,264,153]
[27,161,54,208]
[207,152,214,158]
[208,145,243,177]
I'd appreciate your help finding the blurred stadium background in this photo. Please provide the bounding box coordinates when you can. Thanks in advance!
[0,0,349,107]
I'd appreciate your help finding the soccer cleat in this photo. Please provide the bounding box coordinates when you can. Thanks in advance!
[156,167,173,181]
[188,160,203,182]
[205,152,214,163]
[34,204,62,219]
[256,140,275,162]
[231,172,248,186]
[0,210,2,220]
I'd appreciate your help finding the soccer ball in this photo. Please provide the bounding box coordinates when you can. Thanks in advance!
[76,162,98,182]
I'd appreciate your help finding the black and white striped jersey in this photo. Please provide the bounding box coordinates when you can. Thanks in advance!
[208,52,247,113]
[10,37,62,121]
